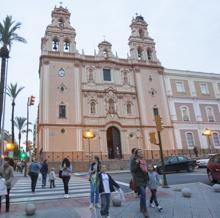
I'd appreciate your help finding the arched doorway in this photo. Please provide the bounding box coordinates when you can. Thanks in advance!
[107,126,122,159]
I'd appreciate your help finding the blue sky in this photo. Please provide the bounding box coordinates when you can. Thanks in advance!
[1,0,220,148]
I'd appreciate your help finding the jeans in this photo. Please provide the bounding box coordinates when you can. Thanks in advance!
[42,173,47,187]
[0,188,10,212]
[90,181,99,204]
[30,172,38,192]
[62,176,70,194]
[150,189,159,206]
[50,180,55,188]
[100,193,111,216]
[138,185,147,210]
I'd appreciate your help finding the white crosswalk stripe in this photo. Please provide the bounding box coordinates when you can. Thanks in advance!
[4,176,91,204]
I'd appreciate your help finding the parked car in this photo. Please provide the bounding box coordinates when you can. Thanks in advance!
[155,155,197,174]
[207,153,220,183]
[196,154,216,168]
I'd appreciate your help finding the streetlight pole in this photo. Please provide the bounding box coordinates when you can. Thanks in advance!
[83,129,95,166]
[153,107,169,188]
[202,128,212,154]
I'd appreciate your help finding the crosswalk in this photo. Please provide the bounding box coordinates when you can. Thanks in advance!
[4,175,91,204]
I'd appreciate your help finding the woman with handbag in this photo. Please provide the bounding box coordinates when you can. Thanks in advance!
[60,157,72,198]
[131,149,149,218]
[0,157,14,213]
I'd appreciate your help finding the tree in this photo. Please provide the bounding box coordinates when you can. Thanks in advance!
[14,116,27,150]
[0,16,27,128]
[7,83,24,144]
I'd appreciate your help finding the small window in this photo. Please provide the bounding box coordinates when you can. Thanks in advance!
[139,29,144,39]
[178,156,188,162]
[181,106,190,121]
[147,49,152,61]
[59,105,66,118]
[206,107,215,122]
[127,103,132,114]
[186,132,195,147]
[52,39,59,51]
[137,47,143,60]
[64,41,70,52]
[200,82,209,94]
[176,81,185,93]
[103,69,111,81]
[90,102,96,114]
[213,133,220,146]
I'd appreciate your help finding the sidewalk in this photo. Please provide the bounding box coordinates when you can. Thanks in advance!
[1,182,220,218]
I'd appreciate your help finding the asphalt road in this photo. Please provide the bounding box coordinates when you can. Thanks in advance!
[110,168,211,190]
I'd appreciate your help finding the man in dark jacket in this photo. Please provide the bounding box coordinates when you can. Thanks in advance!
[98,165,120,218]
[40,160,48,188]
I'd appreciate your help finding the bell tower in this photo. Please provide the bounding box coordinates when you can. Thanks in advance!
[128,15,160,63]
[41,5,77,54]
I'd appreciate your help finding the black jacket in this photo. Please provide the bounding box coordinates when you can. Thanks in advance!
[40,162,48,174]
[98,172,120,193]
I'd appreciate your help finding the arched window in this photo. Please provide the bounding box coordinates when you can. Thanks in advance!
[147,48,152,61]
[206,106,215,122]
[64,40,70,52]
[108,99,115,114]
[127,103,132,114]
[180,106,190,121]
[137,47,143,60]
[139,29,144,39]
[58,18,64,28]
[103,49,108,57]
[186,132,195,147]
[90,102,96,114]
[212,133,220,146]
[52,38,59,51]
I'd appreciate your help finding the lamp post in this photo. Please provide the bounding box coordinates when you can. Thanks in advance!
[83,129,95,165]
[202,128,212,153]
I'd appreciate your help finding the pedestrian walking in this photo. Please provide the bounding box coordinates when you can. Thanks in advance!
[193,146,199,157]
[0,157,14,213]
[148,165,163,212]
[60,157,72,198]
[98,165,120,218]
[49,168,56,188]
[131,149,149,218]
[89,155,101,209]
[40,159,48,188]
[28,159,41,192]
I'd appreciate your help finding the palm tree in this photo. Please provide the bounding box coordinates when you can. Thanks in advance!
[14,117,27,150]
[7,83,24,144]
[0,15,27,128]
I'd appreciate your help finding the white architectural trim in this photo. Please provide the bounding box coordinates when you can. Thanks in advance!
[174,129,182,149]
[75,68,81,123]
[43,65,49,123]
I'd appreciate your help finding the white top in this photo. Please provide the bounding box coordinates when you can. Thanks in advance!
[102,173,110,193]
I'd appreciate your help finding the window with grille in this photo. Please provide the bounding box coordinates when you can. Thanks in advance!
[59,105,66,118]
[90,102,96,114]
[127,103,132,114]
[186,132,195,147]
[213,133,220,146]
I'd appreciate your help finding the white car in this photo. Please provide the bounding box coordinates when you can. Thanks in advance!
[196,158,209,167]
[196,154,216,168]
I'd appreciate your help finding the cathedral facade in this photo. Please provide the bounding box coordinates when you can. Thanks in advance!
[37,6,220,162]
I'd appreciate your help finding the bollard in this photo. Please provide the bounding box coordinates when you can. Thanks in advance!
[25,203,36,216]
